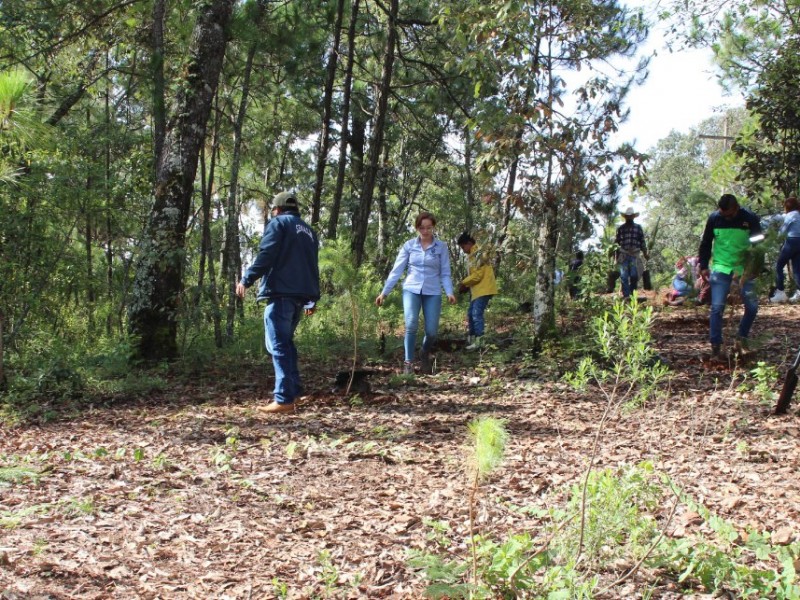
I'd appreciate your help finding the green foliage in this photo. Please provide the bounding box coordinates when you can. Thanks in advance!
[633,111,748,275]
[741,360,780,404]
[314,238,384,365]
[656,483,800,599]
[666,0,791,91]
[571,243,617,309]
[0,330,169,424]
[555,463,663,568]
[734,37,800,198]
[467,416,508,480]
[0,69,41,183]
[407,552,472,599]
[564,298,669,407]
[413,457,800,599]
[0,465,41,486]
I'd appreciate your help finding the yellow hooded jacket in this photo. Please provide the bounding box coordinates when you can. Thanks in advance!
[461,245,498,299]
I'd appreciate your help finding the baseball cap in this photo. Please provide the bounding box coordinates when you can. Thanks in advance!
[271,191,299,210]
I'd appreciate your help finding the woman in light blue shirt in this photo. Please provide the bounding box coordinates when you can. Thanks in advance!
[376,212,457,374]
[769,196,800,303]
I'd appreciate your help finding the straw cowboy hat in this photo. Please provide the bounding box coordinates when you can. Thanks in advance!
[621,206,639,218]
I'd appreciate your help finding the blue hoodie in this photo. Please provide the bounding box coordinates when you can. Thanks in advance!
[240,212,320,302]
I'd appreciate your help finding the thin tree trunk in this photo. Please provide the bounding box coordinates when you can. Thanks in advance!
[349,94,366,198]
[45,51,100,126]
[104,49,114,336]
[152,0,167,165]
[225,39,259,341]
[532,192,558,338]
[352,0,398,266]
[128,0,235,361]
[311,0,346,226]
[376,141,391,268]
[327,0,360,239]
[197,94,220,300]
[0,308,5,390]
[532,47,559,340]
[493,154,520,274]
[199,135,223,348]
[85,204,95,333]
[463,124,475,233]
[85,106,95,335]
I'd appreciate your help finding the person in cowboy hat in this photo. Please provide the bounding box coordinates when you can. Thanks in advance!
[615,206,649,299]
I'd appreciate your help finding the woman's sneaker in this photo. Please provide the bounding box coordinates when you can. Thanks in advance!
[770,289,789,303]
[790,290,800,302]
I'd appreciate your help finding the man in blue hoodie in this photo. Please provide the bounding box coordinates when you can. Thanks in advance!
[236,192,320,413]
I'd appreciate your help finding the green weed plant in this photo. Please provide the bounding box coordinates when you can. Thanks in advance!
[741,361,780,405]
[564,297,668,408]
[410,454,799,599]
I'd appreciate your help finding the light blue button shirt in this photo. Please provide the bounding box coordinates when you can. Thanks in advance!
[381,237,454,297]
[780,210,800,238]
[763,210,800,238]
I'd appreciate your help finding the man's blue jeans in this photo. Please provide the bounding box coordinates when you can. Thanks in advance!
[619,255,639,298]
[264,297,304,405]
[709,271,758,345]
[775,237,800,291]
[402,290,442,361]
[468,295,492,337]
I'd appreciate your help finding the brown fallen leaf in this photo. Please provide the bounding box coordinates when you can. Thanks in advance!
[771,527,795,546]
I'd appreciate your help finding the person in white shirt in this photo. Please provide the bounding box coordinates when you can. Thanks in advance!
[769,196,800,303]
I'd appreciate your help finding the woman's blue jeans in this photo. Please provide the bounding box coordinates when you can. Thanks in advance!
[264,297,304,404]
[468,295,492,336]
[402,290,442,362]
[775,237,800,291]
[709,271,758,345]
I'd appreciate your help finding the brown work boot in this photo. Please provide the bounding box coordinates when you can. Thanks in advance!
[710,344,722,360]
[259,401,296,414]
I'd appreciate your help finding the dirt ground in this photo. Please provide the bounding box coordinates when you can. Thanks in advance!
[1,299,799,599]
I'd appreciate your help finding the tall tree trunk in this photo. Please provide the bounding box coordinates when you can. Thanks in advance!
[225,38,259,341]
[493,153,520,274]
[463,124,475,233]
[128,0,235,361]
[311,0,346,226]
[0,308,5,391]
[327,0,360,239]
[532,52,559,341]
[152,0,167,165]
[352,0,398,266]
[376,141,391,268]
[199,136,223,348]
[85,203,95,334]
[85,105,96,335]
[104,49,114,337]
[197,91,221,299]
[45,51,100,127]
[532,192,558,338]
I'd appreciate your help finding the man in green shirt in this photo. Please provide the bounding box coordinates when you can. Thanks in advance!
[698,193,762,359]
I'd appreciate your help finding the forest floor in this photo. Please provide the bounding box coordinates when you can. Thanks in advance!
[1,296,799,599]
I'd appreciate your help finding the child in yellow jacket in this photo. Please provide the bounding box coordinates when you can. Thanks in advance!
[457,233,498,350]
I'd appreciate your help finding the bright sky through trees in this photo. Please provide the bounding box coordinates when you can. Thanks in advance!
[616,0,744,154]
